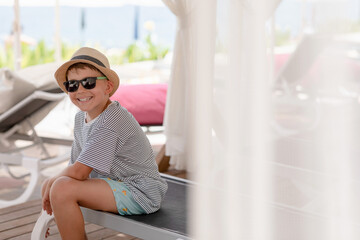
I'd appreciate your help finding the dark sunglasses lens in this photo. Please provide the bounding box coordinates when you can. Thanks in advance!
[82,77,97,90]
[64,80,79,92]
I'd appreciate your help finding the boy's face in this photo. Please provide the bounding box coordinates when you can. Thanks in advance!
[67,67,114,121]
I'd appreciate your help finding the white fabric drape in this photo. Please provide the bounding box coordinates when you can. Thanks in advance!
[162,0,195,170]
[189,0,276,239]
[162,0,282,171]
[164,0,360,239]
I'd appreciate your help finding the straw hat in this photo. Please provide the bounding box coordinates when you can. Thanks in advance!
[54,47,119,96]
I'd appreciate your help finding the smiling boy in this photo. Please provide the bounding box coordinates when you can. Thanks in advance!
[41,47,167,240]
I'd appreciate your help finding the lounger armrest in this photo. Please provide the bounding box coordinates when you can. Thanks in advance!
[31,210,54,240]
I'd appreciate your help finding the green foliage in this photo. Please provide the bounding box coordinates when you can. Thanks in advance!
[0,35,169,69]
[124,43,146,63]
[120,34,169,64]
[0,44,14,69]
[275,28,292,46]
[145,34,168,60]
[0,40,57,69]
[61,43,78,61]
[21,40,55,68]
[107,51,124,65]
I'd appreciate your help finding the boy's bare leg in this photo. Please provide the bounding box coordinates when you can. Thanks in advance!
[49,176,117,240]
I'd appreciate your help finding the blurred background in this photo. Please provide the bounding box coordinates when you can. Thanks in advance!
[1,0,360,239]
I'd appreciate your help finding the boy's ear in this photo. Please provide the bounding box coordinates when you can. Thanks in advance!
[105,80,114,95]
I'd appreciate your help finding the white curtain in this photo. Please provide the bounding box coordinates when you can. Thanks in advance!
[189,0,277,239]
[162,0,281,171]
[162,0,195,170]
[164,0,360,239]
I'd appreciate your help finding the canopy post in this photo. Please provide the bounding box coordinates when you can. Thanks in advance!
[13,0,21,71]
[55,0,62,62]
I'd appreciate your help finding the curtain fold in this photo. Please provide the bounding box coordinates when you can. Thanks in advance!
[162,0,195,170]
[189,0,275,238]
[162,0,282,171]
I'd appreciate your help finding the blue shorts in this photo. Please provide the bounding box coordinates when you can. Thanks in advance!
[102,178,146,215]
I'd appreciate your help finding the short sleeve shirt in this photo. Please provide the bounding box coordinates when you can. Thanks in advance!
[70,101,167,213]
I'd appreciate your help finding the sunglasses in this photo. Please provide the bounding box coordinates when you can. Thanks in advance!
[63,76,107,92]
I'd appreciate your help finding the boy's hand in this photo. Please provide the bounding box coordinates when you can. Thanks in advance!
[42,177,55,215]
[42,197,52,215]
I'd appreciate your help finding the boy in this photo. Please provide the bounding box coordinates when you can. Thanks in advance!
[41,47,167,240]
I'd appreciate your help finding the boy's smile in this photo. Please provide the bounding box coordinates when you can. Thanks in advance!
[76,96,94,105]
[78,97,92,102]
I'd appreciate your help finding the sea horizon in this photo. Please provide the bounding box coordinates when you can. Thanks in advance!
[0,4,176,50]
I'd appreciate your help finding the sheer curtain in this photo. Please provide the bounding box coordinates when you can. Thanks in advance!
[162,0,196,170]
[161,0,280,171]
[189,0,277,239]
[164,0,360,239]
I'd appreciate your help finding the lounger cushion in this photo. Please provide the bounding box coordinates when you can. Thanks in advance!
[110,84,167,126]
[16,62,60,91]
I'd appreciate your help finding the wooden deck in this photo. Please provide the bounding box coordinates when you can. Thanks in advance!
[0,168,186,240]
[0,199,138,240]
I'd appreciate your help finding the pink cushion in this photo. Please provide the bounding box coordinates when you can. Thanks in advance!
[110,84,167,126]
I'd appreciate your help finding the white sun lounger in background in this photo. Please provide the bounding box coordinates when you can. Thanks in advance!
[0,87,72,208]
[271,35,334,136]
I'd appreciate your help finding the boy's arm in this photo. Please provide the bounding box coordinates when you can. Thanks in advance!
[57,161,93,180]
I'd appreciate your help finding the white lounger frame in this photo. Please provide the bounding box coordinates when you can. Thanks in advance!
[0,90,71,208]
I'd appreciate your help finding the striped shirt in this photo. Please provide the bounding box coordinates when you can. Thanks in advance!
[69,101,168,213]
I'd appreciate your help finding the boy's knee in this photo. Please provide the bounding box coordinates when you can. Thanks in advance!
[50,176,76,205]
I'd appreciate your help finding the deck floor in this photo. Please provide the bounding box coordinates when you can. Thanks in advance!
[0,198,137,240]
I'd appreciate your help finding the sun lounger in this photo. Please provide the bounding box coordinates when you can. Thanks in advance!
[272,35,333,136]
[31,174,192,240]
[275,34,332,89]
[0,88,72,208]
